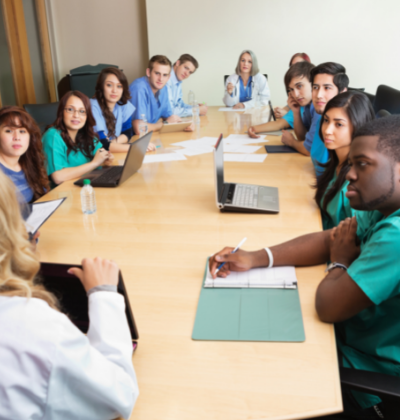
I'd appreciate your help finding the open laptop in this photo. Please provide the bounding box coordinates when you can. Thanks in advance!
[74,131,152,187]
[213,134,279,214]
[38,262,139,346]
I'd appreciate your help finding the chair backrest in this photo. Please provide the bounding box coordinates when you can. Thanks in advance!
[23,102,59,134]
[373,84,400,115]
[224,74,268,85]
[69,64,119,98]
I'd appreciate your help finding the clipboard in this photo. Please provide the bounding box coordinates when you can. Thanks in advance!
[160,121,192,133]
[192,259,305,342]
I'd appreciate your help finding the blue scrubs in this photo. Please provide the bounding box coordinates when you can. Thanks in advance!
[239,76,252,103]
[90,99,135,141]
[310,118,329,176]
[129,76,173,124]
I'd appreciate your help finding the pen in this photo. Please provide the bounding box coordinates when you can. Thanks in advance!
[215,237,247,274]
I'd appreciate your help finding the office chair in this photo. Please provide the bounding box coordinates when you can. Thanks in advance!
[23,102,59,134]
[224,74,268,85]
[373,84,400,115]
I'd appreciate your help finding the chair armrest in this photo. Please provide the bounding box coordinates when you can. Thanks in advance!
[340,367,400,400]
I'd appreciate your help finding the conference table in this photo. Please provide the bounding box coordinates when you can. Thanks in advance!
[37,106,342,420]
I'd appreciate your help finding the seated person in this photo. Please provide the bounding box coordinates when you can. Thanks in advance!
[223,50,270,109]
[249,61,316,156]
[0,106,49,207]
[210,116,400,420]
[309,62,349,175]
[129,55,193,134]
[315,91,375,230]
[275,52,312,119]
[42,91,113,185]
[0,171,139,419]
[91,67,155,153]
[166,54,207,117]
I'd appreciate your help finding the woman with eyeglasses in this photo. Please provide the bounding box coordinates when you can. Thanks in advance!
[91,67,155,152]
[42,91,113,185]
[0,106,49,206]
[223,50,270,109]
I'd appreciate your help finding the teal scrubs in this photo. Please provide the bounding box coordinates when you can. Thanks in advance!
[321,174,355,230]
[42,127,102,175]
[337,209,400,408]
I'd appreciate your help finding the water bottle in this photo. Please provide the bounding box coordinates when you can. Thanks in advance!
[138,114,148,137]
[192,101,200,123]
[188,90,195,106]
[81,179,97,214]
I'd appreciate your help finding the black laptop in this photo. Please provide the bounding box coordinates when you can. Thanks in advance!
[38,262,139,346]
[213,134,279,214]
[74,131,152,187]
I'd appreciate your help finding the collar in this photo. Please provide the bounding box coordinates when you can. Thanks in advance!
[145,76,161,99]
[170,68,181,86]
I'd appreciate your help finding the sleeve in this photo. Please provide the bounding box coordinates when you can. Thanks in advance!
[303,112,320,152]
[171,84,193,117]
[347,222,400,305]
[129,83,148,121]
[42,129,69,175]
[244,74,270,109]
[44,292,138,420]
[160,89,173,119]
[223,75,239,107]
[91,100,108,134]
[97,130,107,140]
[282,110,294,128]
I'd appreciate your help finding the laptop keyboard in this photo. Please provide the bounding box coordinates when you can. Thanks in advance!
[232,185,259,207]
[92,166,123,185]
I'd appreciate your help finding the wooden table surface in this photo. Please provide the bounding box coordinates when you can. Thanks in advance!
[37,106,342,420]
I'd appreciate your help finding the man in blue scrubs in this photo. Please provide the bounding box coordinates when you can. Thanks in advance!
[166,54,207,118]
[129,55,186,134]
[210,115,400,419]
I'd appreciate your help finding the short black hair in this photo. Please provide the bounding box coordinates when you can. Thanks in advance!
[284,61,315,90]
[310,62,349,92]
[354,115,400,163]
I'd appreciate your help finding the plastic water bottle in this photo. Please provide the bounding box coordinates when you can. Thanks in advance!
[81,179,96,214]
[138,114,148,137]
[188,90,195,106]
[192,101,200,123]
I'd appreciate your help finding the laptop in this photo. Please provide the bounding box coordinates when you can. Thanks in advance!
[38,262,139,347]
[213,134,279,214]
[74,131,152,187]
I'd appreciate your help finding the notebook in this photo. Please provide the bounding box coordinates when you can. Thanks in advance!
[265,145,299,154]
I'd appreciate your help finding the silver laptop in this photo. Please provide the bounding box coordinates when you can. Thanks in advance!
[213,134,279,214]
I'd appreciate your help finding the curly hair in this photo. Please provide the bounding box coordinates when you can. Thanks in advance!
[47,91,98,158]
[94,68,131,140]
[0,106,49,200]
[0,171,59,310]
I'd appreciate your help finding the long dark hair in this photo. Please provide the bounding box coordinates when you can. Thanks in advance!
[0,106,49,200]
[314,91,375,212]
[94,68,131,140]
[48,91,98,158]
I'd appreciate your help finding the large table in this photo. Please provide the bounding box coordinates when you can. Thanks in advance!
[37,107,342,420]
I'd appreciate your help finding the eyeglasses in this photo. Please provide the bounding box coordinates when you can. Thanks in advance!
[64,107,86,116]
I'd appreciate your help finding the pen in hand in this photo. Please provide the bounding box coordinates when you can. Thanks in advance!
[215,237,247,274]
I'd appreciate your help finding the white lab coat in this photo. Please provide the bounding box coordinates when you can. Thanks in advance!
[223,72,270,109]
[0,292,138,420]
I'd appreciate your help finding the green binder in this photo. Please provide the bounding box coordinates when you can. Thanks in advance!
[192,260,305,342]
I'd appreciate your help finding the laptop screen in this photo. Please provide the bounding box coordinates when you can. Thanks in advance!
[37,262,139,340]
[213,134,224,205]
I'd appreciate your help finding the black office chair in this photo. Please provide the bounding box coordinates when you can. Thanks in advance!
[224,74,268,85]
[373,84,400,115]
[23,102,59,134]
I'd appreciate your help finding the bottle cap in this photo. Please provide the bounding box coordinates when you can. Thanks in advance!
[83,179,91,185]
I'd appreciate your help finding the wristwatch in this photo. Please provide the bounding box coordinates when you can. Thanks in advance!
[325,262,348,273]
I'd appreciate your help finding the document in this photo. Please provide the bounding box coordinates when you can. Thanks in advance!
[174,146,214,156]
[25,198,66,235]
[205,265,297,289]
[224,134,268,144]
[224,154,267,163]
[224,144,262,153]
[143,153,187,163]
[172,137,218,148]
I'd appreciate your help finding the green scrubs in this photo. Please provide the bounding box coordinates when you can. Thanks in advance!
[42,128,102,175]
[336,208,400,408]
[321,173,355,230]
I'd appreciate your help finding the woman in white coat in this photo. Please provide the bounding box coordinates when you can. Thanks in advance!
[223,50,270,109]
[0,170,138,420]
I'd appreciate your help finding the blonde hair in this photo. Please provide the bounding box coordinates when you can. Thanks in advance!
[0,171,58,310]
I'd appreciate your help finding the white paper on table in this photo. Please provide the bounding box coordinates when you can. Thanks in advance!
[225,134,267,143]
[172,137,218,148]
[218,107,247,112]
[143,153,187,163]
[174,146,214,156]
[224,144,262,153]
[223,153,266,163]
[25,198,66,235]
[205,265,297,288]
